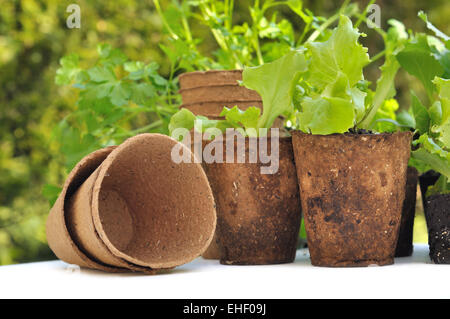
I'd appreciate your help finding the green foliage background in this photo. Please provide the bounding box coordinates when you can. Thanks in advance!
[0,0,448,265]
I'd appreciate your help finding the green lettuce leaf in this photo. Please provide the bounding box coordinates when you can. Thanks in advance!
[410,91,430,134]
[306,15,369,88]
[299,96,355,135]
[242,50,307,129]
[396,34,444,99]
[432,77,450,146]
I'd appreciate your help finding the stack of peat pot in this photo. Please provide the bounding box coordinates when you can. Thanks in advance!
[46,134,217,273]
[179,70,262,119]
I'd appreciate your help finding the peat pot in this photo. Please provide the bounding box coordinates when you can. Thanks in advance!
[178,70,262,116]
[423,193,450,264]
[201,136,302,265]
[46,134,216,273]
[291,131,412,267]
[395,167,418,257]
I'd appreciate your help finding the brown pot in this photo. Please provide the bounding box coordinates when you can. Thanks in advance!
[179,85,260,105]
[181,101,263,117]
[395,167,418,257]
[179,70,243,90]
[424,193,450,264]
[47,134,216,273]
[201,136,302,265]
[292,131,412,267]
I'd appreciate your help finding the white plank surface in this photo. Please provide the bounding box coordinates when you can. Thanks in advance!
[0,244,448,299]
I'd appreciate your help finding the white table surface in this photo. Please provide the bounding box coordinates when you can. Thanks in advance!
[0,244,448,299]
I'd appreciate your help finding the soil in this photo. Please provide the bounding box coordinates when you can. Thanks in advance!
[424,193,450,264]
[347,128,374,135]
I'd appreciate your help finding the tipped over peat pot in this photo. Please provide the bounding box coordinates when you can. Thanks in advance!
[291,131,412,267]
[201,136,302,265]
[395,167,418,257]
[46,134,217,273]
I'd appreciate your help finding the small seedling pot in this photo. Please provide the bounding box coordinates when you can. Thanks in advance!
[291,131,412,267]
[201,136,302,265]
[395,167,418,257]
[47,134,216,273]
[423,193,450,264]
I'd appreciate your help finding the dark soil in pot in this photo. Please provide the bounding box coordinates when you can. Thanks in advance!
[395,167,418,257]
[423,193,450,264]
[291,131,412,267]
[201,136,302,265]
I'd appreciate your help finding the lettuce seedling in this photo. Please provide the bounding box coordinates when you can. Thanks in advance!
[410,77,450,195]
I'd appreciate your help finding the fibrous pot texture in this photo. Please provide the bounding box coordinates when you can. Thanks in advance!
[201,136,302,265]
[292,131,412,267]
[47,134,217,272]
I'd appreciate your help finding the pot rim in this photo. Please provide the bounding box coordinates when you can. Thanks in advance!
[291,130,412,138]
[179,83,254,93]
[90,133,216,269]
[178,69,243,80]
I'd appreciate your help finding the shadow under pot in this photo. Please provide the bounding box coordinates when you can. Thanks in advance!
[423,193,450,264]
[201,136,302,265]
[291,131,412,267]
[395,167,418,257]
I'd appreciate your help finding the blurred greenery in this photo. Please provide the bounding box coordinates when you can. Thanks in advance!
[0,0,448,265]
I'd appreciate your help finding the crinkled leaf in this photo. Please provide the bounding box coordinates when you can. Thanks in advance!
[219,106,261,129]
[242,50,307,128]
[299,96,355,134]
[396,34,444,98]
[306,15,369,88]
